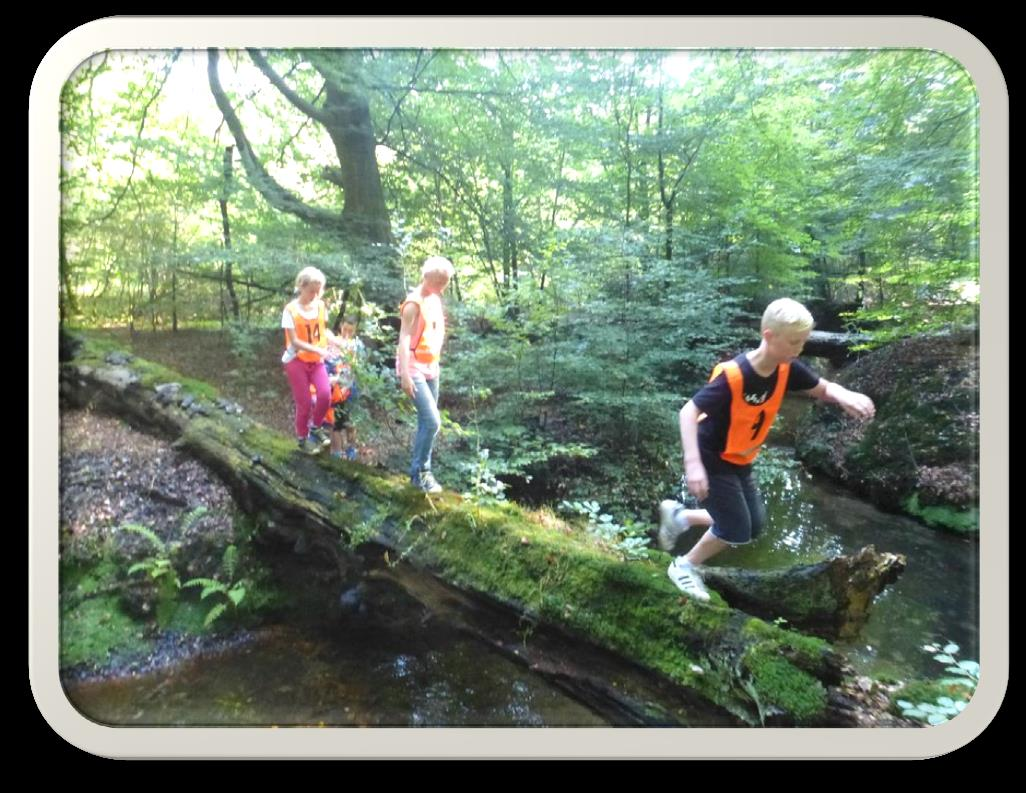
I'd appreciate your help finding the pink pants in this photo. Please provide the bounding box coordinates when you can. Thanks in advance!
[284,357,330,439]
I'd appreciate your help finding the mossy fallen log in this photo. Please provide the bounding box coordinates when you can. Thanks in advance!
[701,547,906,640]
[59,334,902,726]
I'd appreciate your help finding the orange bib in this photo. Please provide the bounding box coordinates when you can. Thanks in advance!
[707,359,790,466]
[284,301,327,363]
[400,291,445,365]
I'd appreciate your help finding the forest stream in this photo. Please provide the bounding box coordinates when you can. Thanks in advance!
[59,404,976,727]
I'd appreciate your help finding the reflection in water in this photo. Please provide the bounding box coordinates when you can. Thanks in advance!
[703,452,978,680]
[64,588,611,727]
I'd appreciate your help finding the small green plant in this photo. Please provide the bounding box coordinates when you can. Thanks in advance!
[557,499,650,561]
[462,448,509,506]
[119,523,180,627]
[902,493,979,533]
[182,544,248,628]
[895,642,978,725]
[226,321,266,362]
[346,506,390,549]
[180,505,209,533]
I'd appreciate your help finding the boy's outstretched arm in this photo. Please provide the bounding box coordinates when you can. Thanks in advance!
[805,379,876,420]
[679,401,709,501]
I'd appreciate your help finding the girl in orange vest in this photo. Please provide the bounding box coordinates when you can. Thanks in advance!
[396,256,454,492]
[660,299,876,601]
[282,267,343,452]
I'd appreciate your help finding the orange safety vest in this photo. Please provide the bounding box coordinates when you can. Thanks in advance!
[704,359,791,466]
[311,378,350,427]
[284,300,327,363]
[400,291,445,365]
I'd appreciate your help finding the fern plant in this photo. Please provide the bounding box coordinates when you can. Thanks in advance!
[182,544,247,628]
[179,505,209,533]
[119,523,179,627]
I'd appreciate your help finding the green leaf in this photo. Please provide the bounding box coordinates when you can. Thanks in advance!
[927,713,949,725]
[119,523,166,552]
[938,677,976,688]
[183,577,220,590]
[203,603,228,628]
[228,586,246,606]
[933,653,956,664]
[180,505,209,533]
[943,643,960,655]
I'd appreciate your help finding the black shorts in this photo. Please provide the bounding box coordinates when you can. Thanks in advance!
[701,470,766,545]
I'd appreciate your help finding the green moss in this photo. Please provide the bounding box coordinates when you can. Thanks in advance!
[73,334,121,362]
[166,599,211,634]
[61,557,120,597]
[236,423,301,467]
[71,336,222,406]
[737,618,832,721]
[741,617,830,658]
[903,493,979,534]
[60,595,148,668]
[741,648,828,722]
[134,359,220,400]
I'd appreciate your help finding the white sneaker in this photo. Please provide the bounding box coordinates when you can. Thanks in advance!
[667,557,711,601]
[658,500,690,552]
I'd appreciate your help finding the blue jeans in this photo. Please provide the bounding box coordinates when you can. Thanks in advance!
[410,375,440,481]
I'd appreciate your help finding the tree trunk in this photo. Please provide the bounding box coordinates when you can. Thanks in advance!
[502,161,515,292]
[220,146,241,322]
[171,215,179,333]
[59,220,76,324]
[664,201,674,260]
[322,82,391,244]
[60,338,908,726]
[702,548,905,640]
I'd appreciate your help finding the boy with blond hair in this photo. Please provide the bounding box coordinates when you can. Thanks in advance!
[659,298,876,600]
[396,256,456,493]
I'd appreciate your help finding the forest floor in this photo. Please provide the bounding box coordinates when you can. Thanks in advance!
[59,407,263,678]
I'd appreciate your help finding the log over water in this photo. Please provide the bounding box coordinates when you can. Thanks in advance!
[59,334,906,726]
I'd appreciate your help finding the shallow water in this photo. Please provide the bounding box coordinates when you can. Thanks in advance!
[64,452,978,726]
[692,455,979,681]
[65,600,608,727]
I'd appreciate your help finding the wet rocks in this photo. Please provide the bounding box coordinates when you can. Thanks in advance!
[794,329,978,531]
[154,382,182,404]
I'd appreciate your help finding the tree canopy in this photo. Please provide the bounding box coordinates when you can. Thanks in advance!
[59,47,979,506]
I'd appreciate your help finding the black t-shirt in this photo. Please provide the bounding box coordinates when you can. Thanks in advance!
[690,354,820,474]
